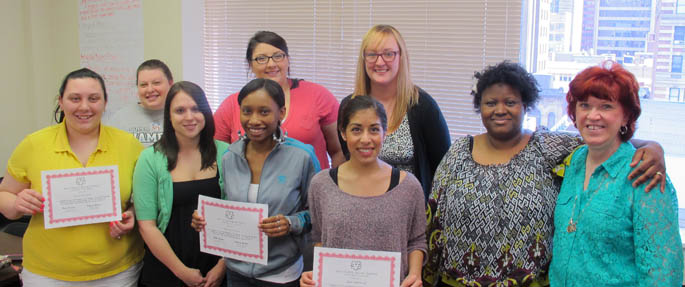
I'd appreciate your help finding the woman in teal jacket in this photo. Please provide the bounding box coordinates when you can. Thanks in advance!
[134,81,228,287]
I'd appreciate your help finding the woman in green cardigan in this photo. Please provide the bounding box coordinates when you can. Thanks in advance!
[133,81,228,287]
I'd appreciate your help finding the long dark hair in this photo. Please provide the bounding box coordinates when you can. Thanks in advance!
[54,68,108,123]
[154,81,217,171]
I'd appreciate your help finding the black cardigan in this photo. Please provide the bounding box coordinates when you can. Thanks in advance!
[338,88,451,200]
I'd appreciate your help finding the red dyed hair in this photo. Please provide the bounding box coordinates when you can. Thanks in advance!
[566,61,641,141]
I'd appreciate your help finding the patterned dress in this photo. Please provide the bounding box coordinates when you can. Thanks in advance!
[424,130,581,287]
[380,116,415,174]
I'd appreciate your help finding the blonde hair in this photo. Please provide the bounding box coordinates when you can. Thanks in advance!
[353,24,418,132]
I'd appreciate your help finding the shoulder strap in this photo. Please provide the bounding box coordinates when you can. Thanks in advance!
[387,168,400,192]
[329,167,339,186]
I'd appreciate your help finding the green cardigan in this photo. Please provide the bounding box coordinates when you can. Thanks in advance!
[133,140,229,233]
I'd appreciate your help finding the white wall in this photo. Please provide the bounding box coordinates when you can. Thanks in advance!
[0,0,184,173]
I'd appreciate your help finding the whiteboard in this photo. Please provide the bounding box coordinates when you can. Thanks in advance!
[79,0,144,120]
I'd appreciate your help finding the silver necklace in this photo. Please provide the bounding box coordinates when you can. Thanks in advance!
[566,174,608,233]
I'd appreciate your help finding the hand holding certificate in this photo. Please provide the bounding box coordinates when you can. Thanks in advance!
[41,166,122,229]
[198,195,269,265]
[313,247,401,287]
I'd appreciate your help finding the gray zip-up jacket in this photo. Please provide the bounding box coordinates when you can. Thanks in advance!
[222,136,320,278]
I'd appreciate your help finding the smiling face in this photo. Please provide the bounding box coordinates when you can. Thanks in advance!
[137,68,172,110]
[249,43,290,88]
[59,77,106,136]
[239,88,285,144]
[480,83,525,141]
[575,95,627,152]
[169,91,206,142]
[364,35,400,88]
[341,108,386,164]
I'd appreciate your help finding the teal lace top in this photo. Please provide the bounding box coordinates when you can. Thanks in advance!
[550,142,683,286]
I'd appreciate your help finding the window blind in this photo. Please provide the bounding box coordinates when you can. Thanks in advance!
[203,0,521,138]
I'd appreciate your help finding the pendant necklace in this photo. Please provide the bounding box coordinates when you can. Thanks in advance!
[566,174,608,233]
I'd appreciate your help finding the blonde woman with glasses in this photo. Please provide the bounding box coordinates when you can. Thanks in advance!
[338,24,451,199]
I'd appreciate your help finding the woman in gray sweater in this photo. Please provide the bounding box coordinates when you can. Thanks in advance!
[300,95,426,287]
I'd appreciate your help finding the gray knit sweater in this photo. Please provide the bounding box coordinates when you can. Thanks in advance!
[308,169,427,277]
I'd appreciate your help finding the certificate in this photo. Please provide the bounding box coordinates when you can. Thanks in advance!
[313,247,401,287]
[198,195,269,265]
[42,166,122,229]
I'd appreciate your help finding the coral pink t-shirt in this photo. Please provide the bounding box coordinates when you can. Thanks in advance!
[214,80,339,168]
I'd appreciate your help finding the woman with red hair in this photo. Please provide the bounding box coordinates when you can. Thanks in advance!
[549,61,683,286]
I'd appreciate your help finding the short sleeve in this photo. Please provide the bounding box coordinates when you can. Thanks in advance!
[537,130,583,166]
[214,93,239,143]
[314,84,339,126]
[6,136,34,184]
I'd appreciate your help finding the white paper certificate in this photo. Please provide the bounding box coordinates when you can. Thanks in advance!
[42,166,122,229]
[313,247,402,287]
[198,195,269,265]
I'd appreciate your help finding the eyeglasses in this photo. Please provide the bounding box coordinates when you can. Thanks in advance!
[252,53,287,64]
[364,51,399,63]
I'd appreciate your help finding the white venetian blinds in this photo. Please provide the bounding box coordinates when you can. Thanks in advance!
[203,0,521,137]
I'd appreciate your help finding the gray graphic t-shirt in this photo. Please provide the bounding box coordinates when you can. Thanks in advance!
[107,104,164,147]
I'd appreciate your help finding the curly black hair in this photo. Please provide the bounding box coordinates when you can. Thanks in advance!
[472,61,540,112]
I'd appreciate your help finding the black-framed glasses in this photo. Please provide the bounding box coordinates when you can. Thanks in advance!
[364,51,399,63]
[253,53,287,64]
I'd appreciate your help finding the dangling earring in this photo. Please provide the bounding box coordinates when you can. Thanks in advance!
[619,125,628,135]
[237,130,247,141]
[273,123,286,143]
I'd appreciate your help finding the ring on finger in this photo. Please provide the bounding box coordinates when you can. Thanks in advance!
[656,171,664,177]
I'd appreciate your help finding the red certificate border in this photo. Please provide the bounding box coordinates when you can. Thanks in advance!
[316,251,397,287]
[200,200,266,260]
[45,169,118,224]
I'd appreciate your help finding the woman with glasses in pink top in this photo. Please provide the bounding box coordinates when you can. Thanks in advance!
[213,31,344,169]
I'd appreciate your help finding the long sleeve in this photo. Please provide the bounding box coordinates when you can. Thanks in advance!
[133,148,161,222]
[287,150,319,235]
[307,171,327,243]
[417,89,451,182]
[633,175,683,287]
[407,177,427,255]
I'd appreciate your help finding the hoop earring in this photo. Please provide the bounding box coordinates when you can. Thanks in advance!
[273,125,287,143]
[237,130,247,141]
[619,125,628,135]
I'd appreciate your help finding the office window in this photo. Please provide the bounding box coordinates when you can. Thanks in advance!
[678,0,685,14]
[529,0,685,225]
[203,0,521,138]
[673,55,683,73]
[670,88,680,102]
[675,26,685,45]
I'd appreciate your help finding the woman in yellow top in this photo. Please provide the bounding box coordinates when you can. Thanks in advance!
[0,68,144,286]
